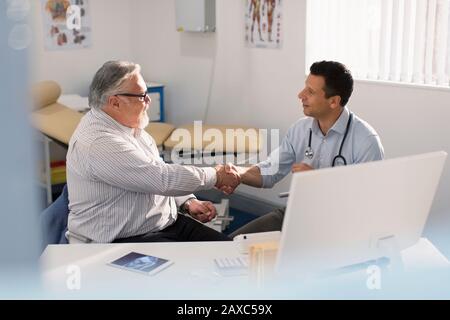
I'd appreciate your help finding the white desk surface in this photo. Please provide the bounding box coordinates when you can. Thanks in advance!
[40,238,450,299]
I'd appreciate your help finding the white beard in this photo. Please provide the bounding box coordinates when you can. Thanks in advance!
[138,111,150,129]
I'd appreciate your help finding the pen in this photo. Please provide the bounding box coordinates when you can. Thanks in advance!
[214,217,235,221]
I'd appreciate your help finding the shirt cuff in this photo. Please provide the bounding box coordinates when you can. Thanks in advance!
[175,195,197,208]
[202,167,217,188]
[255,163,270,188]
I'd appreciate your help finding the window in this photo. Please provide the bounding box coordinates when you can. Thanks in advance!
[306,0,450,87]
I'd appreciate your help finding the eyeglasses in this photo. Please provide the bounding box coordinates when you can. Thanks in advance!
[115,92,150,102]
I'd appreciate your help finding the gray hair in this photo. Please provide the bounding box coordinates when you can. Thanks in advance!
[88,61,141,110]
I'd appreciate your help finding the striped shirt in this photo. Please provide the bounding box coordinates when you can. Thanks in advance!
[66,108,217,243]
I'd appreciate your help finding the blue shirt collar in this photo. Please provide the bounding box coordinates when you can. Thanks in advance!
[311,107,350,136]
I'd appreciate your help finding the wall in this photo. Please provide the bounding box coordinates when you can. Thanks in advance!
[132,0,304,128]
[131,0,219,124]
[131,0,306,205]
[30,0,133,96]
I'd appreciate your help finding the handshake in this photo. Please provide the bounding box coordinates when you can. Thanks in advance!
[214,163,241,195]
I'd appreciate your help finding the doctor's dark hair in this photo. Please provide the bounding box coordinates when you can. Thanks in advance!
[310,61,353,107]
[89,60,141,110]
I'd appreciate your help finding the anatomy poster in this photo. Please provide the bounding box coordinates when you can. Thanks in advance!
[41,0,91,50]
[245,0,282,49]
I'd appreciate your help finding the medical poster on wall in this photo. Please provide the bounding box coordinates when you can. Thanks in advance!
[41,0,92,50]
[245,0,282,49]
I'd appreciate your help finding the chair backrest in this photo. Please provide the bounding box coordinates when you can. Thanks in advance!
[40,184,69,250]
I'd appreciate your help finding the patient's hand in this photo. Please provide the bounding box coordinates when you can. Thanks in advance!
[186,199,217,223]
[215,163,241,195]
[291,162,314,173]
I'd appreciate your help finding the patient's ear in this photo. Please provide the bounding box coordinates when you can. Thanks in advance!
[108,95,121,110]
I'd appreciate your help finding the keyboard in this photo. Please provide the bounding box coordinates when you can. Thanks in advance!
[213,256,249,276]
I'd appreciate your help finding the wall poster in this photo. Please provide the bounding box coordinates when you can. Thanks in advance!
[245,0,282,49]
[41,0,91,50]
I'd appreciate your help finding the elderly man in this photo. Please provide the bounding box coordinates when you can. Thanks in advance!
[66,61,239,243]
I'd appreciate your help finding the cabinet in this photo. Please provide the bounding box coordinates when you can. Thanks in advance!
[175,0,216,32]
[147,82,165,122]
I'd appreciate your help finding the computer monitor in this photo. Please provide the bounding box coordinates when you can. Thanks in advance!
[275,151,447,277]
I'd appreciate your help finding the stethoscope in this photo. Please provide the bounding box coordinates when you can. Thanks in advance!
[304,113,353,167]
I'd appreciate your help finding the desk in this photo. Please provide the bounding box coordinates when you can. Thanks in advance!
[40,238,450,299]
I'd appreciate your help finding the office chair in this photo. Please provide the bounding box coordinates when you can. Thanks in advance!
[40,184,69,250]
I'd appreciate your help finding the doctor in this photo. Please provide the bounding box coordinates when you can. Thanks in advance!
[228,60,385,237]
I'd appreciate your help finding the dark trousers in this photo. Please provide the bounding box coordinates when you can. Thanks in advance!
[113,214,231,243]
[229,207,286,238]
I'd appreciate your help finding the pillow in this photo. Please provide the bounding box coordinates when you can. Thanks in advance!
[58,94,90,112]
[31,80,61,110]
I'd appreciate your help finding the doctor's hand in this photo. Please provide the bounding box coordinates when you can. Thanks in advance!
[215,163,241,195]
[185,199,217,223]
[291,162,314,173]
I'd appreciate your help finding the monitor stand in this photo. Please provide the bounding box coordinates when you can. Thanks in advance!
[376,234,404,273]
[316,235,404,278]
